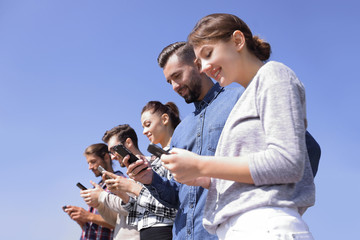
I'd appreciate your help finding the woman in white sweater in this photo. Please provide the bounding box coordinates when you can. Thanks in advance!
[161,13,315,240]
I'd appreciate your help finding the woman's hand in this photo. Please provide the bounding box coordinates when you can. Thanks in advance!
[161,148,205,183]
[80,181,104,208]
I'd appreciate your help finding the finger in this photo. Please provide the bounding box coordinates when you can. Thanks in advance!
[104,171,117,179]
[89,180,101,188]
[122,155,131,167]
[161,154,171,164]
[161,160,171,171]
[80,189,89,195]
[132,164,149,176]
[80,189,90,195]
[167,147,179,154]
[105,178,116,185]
[129,166,150,180]
[80,192,88,198]
[65,206,74,212]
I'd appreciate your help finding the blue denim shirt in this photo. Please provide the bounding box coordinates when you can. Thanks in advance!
[145,83,244,240]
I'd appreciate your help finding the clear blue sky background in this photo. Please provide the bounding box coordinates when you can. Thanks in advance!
[1,1,359,239]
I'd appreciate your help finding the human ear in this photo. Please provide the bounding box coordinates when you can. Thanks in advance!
[125,137,133,148]
[104,153,110,162]
[162,113,169,126]
[232,30,245,50]
[103,154,111,167]
[194,58,202,71]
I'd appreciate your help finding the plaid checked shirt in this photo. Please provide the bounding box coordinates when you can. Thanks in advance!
[80,171,124,240]
[122,156,177,231]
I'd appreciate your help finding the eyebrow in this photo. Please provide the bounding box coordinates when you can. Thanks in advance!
[169,70,181,79]
[166,70,181,83]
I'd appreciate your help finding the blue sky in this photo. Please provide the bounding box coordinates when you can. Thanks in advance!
[0,1,359,239]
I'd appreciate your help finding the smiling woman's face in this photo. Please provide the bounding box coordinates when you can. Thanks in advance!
[194,38,242,87]
[141,110,167,145]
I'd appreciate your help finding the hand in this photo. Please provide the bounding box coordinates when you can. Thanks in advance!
[105,175,133,194]
[125,155,153,185]
[161,148,203,183]
[101,170,118,182]
[80,181,104,208]
[64,205,91,223]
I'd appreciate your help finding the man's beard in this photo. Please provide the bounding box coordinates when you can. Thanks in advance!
[183,73,203,103]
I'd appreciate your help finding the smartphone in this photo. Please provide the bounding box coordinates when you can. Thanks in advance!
[98,165,111,179]
[76,182,87,190]
[147,143,169,158]
[113,144,139,164]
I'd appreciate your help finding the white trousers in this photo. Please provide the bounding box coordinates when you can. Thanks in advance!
[216,207,314,240]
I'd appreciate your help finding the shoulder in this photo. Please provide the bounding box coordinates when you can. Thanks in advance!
[173,112,194,130]
[255,61,301,89]
[259,61,297,81]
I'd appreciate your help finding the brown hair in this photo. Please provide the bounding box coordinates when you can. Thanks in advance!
[157,42,196,68]
[84,143,109,159]
[141,101,181,129]
[188,13,271,61]
[102,124,139,149]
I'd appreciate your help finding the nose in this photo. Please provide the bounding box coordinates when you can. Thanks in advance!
[143,128,148,136]
[172,81,180,92]
[110,154,116,161]
[200,60,212,74]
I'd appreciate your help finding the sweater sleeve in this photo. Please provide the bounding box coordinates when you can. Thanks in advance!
[96,201,117,227]
[248,63,307,186]
[99,191,129,216]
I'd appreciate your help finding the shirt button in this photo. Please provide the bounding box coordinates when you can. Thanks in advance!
[187,230,191,235]
[197,132,200,137]
[190,203,194,208]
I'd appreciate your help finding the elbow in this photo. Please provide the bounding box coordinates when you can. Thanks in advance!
[281,155,305,183]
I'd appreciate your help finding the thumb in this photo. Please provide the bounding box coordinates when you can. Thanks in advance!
[90,180,100,188]
[103,171,117,179]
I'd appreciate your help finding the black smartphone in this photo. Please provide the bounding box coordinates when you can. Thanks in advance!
[147,143,169,158]
[76,182,87,190]
[113,144,139,164]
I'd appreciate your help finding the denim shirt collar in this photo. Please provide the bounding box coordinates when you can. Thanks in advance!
[194,82,224,114]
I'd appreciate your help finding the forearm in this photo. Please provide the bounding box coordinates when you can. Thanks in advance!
[144,172,180,209]
[87,212,114,229]
[96,202,118,227]
[99,191,129,216]
[198,156,254,184]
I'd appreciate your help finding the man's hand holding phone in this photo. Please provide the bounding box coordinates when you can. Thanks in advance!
[80,180,104,208]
